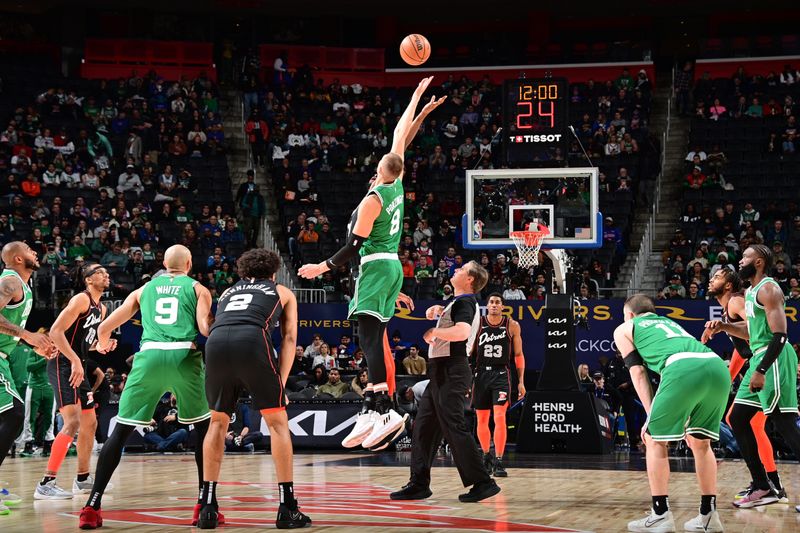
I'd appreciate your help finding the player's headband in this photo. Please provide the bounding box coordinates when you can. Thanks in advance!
[82,264,105,278]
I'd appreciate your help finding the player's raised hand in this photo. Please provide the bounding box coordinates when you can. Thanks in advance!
[298,261,330,279]
[413,76,434,99]
[27,331,56,358]
[425,305,444,320]
[395,292,414,311]
[421,94,447,115]
[703,320,722,339]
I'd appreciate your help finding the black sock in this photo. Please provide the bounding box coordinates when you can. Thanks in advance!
[86,423,135,510]
[40,475,56,486]
[77,472,89,482]
[767,471,782,491]
[652,495,669,515]
[279,482,296,509]
[200,481,217,507]
[700,495,716,515]
[362,390,376,413]
[374,391,392,414]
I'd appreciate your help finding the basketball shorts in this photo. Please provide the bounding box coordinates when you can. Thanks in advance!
[48,355,95,410]
[0,355,22,414]
[348,258,403,322]
[116,343,210,426]
[734,344,799,415]
[646,355,729,442]
[204,325,286,416]
[472,367,510,410]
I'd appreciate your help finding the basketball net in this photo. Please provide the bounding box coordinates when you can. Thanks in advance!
[509,223,549,268]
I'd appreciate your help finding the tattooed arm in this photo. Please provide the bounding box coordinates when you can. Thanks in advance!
[0,275,54,355]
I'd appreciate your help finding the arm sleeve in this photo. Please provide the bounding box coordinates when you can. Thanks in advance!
[728,350,746,381]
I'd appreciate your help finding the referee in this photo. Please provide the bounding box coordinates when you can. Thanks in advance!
[390,261,500,503]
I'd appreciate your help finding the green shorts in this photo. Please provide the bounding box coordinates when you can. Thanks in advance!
[734,345,799,415]
[647,354,730,442]
[348,257,403,322]
[0,356,22,414]
[117,343,210,426]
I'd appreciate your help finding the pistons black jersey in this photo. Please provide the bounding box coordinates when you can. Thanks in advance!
[722,292,752,358]
[212,279,283,332]
[67,291,103,360]
[475,316,511,367]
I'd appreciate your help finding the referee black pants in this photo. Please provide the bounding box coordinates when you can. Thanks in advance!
[410,356,491,488]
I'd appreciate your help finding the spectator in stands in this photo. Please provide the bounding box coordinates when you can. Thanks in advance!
[663,274,686,298]
[350,369,370,397]
[224,401,262,453]
[142,394,188,452]
[245,111,269,166]
[577,364,593,391]
[780,64,799,85]
[765,220,788,245]
[782,115,797,153]
[101,242,129,269]
[502,282,526,301]
[316,368,349,399]
[312,343,335,370]
[349,348,367,371]
[236,170,256,205]
[772,241,792,267]
[117,164,143,195]
[402,345,427,376]
[239,185,265,247]
[685,166,706,189]
[709,252,734,277]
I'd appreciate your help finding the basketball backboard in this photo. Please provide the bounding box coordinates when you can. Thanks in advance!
[462,167,602,250]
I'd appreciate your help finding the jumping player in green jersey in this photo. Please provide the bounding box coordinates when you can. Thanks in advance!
[706,244,800,510]
[299,76,446,451]
[614,294,728,533]
[79,245,215,529]
[0,241,56,515]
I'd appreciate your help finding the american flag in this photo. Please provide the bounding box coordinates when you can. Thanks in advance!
[575,227,592,239]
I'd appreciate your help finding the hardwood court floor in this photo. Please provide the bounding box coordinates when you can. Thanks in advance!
[1,451,799,532]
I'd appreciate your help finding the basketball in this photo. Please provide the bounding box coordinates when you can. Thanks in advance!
[400,34,430,66]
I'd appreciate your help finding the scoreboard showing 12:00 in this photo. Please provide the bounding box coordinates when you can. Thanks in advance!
[502,78,569,165]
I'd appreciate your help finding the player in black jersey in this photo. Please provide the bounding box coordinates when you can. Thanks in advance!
[199,249,310,530]
[35,263,114,500]
[471,293,525,478]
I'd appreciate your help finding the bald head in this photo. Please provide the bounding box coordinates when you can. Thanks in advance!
[1,241,26,265]
[163,245,192,273]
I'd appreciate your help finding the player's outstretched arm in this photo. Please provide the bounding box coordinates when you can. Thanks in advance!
[298,195,381,279]
[510,319,526,397]
[98,287,143,350]
[94,303,117,353]
[390,76,434,156]
[613,322,653,413]
[402,94,448,153]
[194,283,214,338]
[277,285,298,386]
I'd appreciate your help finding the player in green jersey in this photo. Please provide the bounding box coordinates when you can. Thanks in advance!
[0,242,55,514]
[615,294,728,533]
[707,244,800,510]
[78,245,215,529]
[299,76,446,451]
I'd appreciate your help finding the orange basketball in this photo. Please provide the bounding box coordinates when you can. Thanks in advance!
[400,34,431,66]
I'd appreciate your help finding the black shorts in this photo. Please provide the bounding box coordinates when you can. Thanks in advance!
[472,367,510,410]
[204,324,285,416]
[47,355,95,410]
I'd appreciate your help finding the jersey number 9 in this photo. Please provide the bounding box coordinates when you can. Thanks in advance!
[154,297,179,325]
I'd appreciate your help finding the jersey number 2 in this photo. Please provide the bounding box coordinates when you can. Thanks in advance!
[224,294,253,311]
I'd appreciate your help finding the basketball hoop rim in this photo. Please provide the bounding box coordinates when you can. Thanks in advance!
[509,230,549,247]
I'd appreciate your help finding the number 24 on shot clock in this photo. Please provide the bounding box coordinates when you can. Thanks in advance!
[502,78,569,165]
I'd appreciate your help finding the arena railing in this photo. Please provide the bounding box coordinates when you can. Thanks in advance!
[238,92,295,288]
[628,76,671,297]
[293,289,328,304]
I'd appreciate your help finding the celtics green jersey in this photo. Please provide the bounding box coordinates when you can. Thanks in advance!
[359,179,404,257]
[139,274,198,344]
[632,313,713,374]
[745,277,781,351]
[0,269,33,357]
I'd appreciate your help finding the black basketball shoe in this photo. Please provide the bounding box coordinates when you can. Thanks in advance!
[276,504,312,529]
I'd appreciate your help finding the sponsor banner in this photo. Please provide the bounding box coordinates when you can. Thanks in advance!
[112,300,800,370]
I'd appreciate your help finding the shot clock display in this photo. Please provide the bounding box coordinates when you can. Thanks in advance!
[503,78,569,165]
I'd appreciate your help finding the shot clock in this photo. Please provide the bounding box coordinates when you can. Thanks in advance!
[503,78,569,165]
